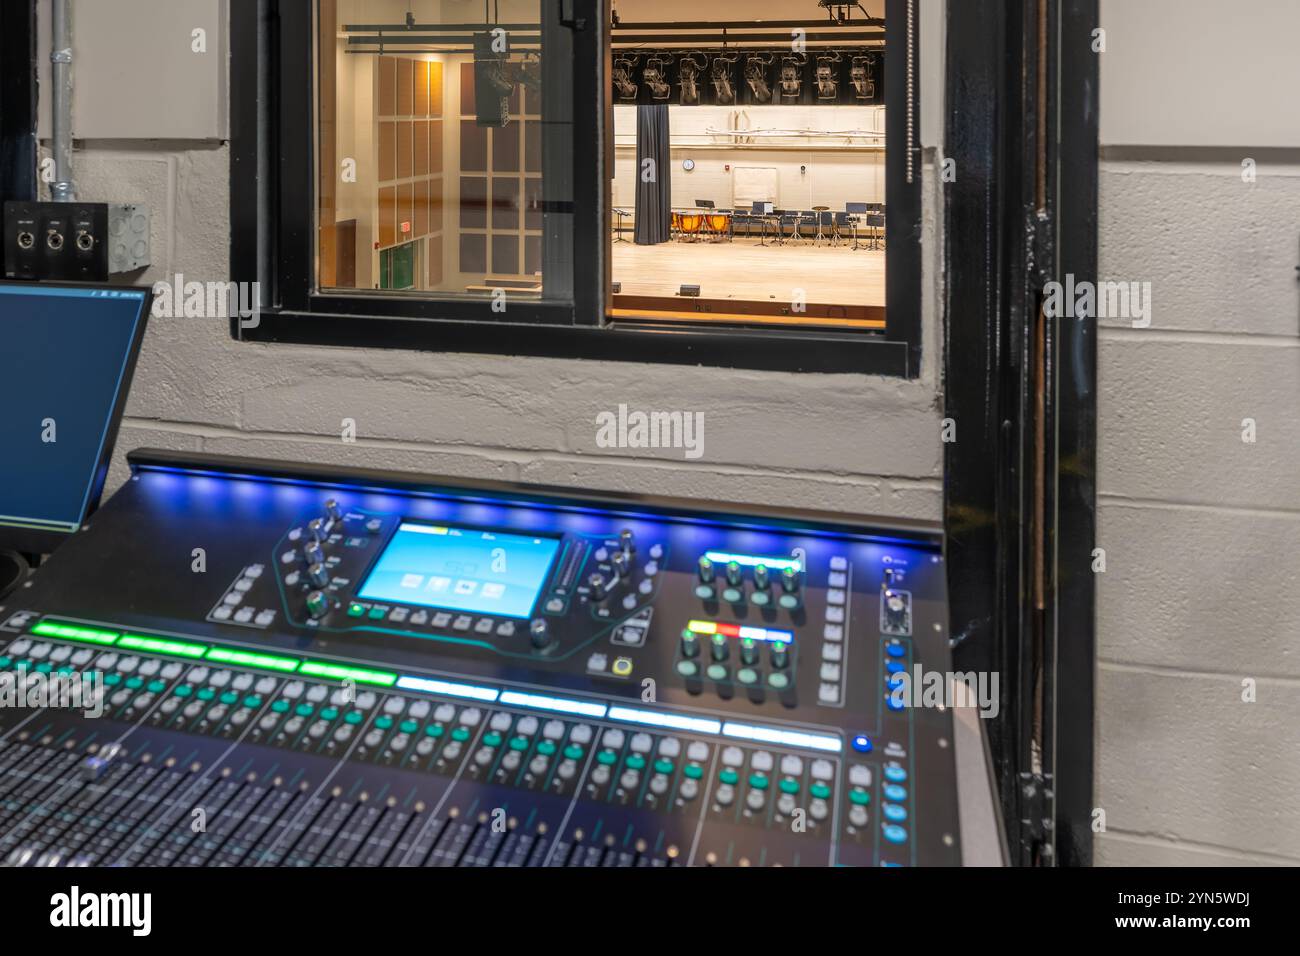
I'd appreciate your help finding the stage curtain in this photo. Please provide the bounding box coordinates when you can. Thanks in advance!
[634,104,672,245]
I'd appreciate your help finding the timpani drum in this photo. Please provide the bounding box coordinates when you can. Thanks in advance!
[679,213,703,240]
[707,212,731,240]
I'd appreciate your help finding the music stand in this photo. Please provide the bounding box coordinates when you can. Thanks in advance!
[846,202,870,250]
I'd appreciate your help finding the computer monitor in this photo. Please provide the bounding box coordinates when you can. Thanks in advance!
[0,282,151,554]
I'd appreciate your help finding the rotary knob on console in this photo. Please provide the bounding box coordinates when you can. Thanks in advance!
[697,556,714,583]
[611,550,630,578]
[680,629,700,658]
[781,566,801,594]
[753,563,770,591]
[306,518,326,543]
[725,560,743,587]
[619,528,636,557]
[306,590,330,620]
[588,572,608,601]
[740,638,759,666]
[308,562,330,588]
[770,642,790,669]
[529,619,549,649]
[303,542,325,567]
[710,633,729,662]
[324,499,342,522]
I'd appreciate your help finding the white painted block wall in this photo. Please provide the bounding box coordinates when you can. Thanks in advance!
[1096,0,1300,864]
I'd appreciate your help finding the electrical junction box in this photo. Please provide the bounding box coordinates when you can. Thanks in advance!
[3,201,150,281]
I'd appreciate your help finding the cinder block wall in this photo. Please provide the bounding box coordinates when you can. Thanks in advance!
[1095,0,1300,864]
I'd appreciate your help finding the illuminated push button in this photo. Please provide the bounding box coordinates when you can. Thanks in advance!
[706,664,728,681]
[886,642,906,658]
[570,724,594,745]
[849,805,870,828]
[459,708,483,727]
[490,712,512,732]
[851,735,873,754]
[625,754,646,770]
[885,660,905,674]
[603,729,625,749]
[654,758,674,775]
[483,732,503,748]
[517,716,540,736]
[719,768,739,786]
[884,783,908,802]
[767,672,790,690]
[347,603,365,618]
[425,724,445,738]
[683,764,704,780]
[745,789,766,811]
[596,750,618,766]
[748,773,769,790]
[736,668,758,686]
[374,715,394,730]
[509,736,529,751]
[883,803,907,822]
[809,799,830,822]
[612,657,634,677]
[450,727,471,742]
[883,824,908,845]
[849,765,873,787]
[886,696,905,712]
[676,660,698,678]
[629,733,652,753]
[885,765,908,783]
[563,744,584,761]
[849,788,871,806]
[658,737,681,758]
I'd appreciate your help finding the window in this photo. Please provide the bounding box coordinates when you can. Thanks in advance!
[232,0,921,375]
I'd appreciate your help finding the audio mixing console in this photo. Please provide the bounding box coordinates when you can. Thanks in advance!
[0,451,962,867]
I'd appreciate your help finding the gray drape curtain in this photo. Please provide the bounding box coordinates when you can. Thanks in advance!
[634,104,671,245]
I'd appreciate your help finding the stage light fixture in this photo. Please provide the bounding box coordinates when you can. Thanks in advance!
[678,53,707,106]
[815,52,841,99]
[710,54,738,104]
[745,54,774,103]
[613,55,640,100]
[644,55,673,101]
[850,54,877,100]
[779,54,805,99]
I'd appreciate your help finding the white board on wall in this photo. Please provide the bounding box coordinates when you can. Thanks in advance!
[1100,0,1300,148]
[732,167,779,210]
[37,0,228,141]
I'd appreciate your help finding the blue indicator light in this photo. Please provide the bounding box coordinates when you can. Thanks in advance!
[885,643,906,658]
[851,734,872,753]
[883,824,908,845]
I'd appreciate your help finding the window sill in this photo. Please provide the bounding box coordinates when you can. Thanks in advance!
[233,309,912,376]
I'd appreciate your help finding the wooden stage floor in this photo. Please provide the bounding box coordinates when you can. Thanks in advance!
[611,237,886,317]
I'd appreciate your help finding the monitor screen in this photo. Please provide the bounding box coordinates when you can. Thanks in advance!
[357,522,561,619]
[0,283,149,537]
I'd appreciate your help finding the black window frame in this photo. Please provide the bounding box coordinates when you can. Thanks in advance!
[231,0,923,376]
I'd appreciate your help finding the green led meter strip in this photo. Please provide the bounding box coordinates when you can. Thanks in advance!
[28,618,397,687]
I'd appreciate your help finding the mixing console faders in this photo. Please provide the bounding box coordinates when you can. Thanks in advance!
[0,451,963,867]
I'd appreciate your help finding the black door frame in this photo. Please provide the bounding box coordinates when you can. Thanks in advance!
[0,0,38,204]
[944,0,1099,867]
